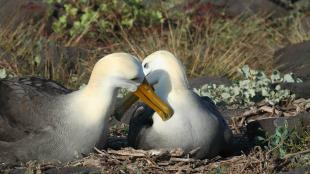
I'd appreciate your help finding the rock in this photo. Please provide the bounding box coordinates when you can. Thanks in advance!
[274,41,310,81]
[189,75,231,89]
[0,0,47,29]
[0,40,92,80]
[246,112,310,141]
[278,166,310,174]
[36,41,91,78]
[274,41,310,98]
[169,0,289,20]
[225,0,289,18]
[281,81,310,99]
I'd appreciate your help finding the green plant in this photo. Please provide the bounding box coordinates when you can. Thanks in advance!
[46,0,164,43]
[268,122,291,159]
[0,68,7,79]
[194,65,301,106]
[255,123,310,164]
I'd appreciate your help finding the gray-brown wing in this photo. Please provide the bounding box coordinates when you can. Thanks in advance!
[127,102,155,148]
[0,77,72,142]
[194,94,233,154]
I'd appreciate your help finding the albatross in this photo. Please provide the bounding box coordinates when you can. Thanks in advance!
[128,50,232,159]
[0,53,172,163]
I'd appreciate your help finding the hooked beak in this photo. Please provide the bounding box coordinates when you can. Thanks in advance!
[134,80,173,121]
[114,80,173,121]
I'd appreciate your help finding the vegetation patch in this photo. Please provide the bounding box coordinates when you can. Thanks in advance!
[195,65,301,106]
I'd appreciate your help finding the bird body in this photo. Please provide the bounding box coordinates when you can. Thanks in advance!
[128,51,232,159]
[0,53,172,162]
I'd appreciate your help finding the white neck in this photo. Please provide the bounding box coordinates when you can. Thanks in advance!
[65,78,117,126]
[155,68,189,105]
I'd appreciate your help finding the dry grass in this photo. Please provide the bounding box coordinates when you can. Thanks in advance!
[116,14,289,79]
[1,13,309,84]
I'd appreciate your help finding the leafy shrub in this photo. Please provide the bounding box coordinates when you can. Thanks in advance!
[268,123,291,158]
[256,123,310,162]
[194,65,302,106]
[46,0,164,39]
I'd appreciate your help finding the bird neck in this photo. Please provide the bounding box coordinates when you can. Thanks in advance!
[155,74,189,106]
[66,77,117,126]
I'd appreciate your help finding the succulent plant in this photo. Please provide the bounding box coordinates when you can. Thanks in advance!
[0,68,7,79]
[194,65,302,106]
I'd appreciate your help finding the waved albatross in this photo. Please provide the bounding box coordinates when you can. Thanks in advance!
[0,53,172,163]
[128,50,232,159]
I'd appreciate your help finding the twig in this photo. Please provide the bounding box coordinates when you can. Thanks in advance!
[94,147,106,156]
[170,158,195,163]
[284,149,310,159]
[107,149,146,157]
[259,106,282,116]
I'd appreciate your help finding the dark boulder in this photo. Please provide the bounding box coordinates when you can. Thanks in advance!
[274,41,310,98]
[0,0,47,29]
[224,0,288,18]
[274,41,310,80]
[246,112,310,141]
[169,0,289,20]
[189,75,231,89]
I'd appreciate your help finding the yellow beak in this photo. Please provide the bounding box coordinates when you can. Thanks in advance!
[134,81,173,121]
[114,80,173,121]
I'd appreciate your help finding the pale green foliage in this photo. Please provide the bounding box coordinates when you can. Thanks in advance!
[0,68,7,79]
[194,65,301,106]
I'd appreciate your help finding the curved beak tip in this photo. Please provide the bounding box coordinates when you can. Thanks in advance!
[134,81,173,121]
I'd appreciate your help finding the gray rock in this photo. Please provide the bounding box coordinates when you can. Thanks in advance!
[225,0,288,18]
[0,40,92,80]
[274,41,310,81]
[274,41,310,98]
[278,166,310,174]
[246,112,310,141]
[189,75,231,89]
[0,0,47,29]
[281,81,310,99]
[169,0,289,19]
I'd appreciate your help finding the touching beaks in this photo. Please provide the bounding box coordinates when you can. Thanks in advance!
[134,80,173,121]
[114,79,173,121]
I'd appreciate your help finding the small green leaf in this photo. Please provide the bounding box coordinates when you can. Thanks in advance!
[283,73,295,83]
[0,68,7,79]
[221,93,230,99]
[34,55,41,65]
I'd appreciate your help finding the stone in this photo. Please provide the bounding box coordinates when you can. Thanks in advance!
[274,41,310,81]
[0,0,47,29]
[246,112,310,141]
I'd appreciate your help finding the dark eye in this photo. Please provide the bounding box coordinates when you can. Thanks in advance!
[143,63,149,69]
[131,77,138,81]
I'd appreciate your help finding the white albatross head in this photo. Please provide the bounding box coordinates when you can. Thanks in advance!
[142,50,189,93]
[87,53,144,92]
